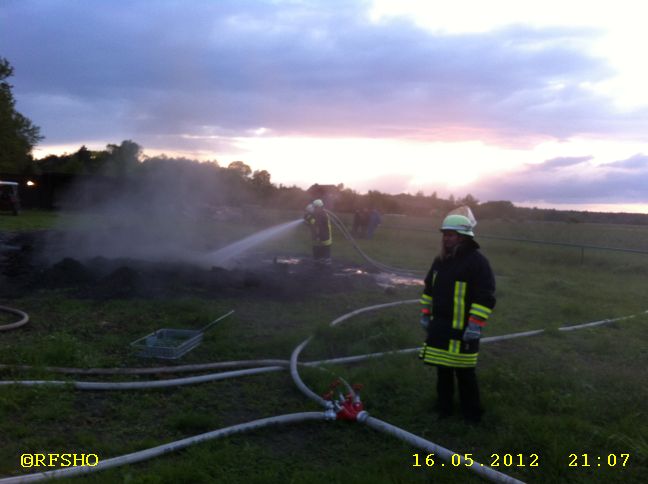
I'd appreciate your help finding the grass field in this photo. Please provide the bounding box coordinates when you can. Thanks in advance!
[1,209,647,483]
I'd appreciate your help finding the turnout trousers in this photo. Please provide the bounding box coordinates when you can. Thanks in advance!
[436,366,483,422]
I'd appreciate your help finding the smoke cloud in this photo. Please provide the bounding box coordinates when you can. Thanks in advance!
[43,160,255,266]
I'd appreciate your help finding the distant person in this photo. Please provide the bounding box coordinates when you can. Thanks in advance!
[358,208,369,238]
[366,208,381,239]
[418,207,496,424]
[352,209,362,237]
[304,199,332,264]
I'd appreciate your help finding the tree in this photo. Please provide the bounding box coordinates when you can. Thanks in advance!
[336,187,360,212]
[34,145,105,174]
[101,140,142,177]
[74,145,106,174]
[0,57,43,173]
[250,169,275,199]
[251,169,270,187]
[227,161,252,177]
[458,193,479,210]
[251,169,271,186]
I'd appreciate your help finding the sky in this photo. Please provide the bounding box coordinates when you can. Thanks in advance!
[2,0,648,213]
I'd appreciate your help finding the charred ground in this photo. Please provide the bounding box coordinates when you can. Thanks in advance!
[0,230,382,301]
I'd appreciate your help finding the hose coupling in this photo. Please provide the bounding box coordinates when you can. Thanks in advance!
[335,393,365,421]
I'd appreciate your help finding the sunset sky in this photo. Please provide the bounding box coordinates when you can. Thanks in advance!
[2,0,648,212]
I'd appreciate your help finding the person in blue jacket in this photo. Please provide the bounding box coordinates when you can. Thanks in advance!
[366,208,381,239]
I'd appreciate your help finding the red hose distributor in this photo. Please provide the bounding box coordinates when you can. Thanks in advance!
[336,383,365,421]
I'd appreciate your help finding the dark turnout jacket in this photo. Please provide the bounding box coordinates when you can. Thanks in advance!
[304,210,332,246]
[419,239,496,368]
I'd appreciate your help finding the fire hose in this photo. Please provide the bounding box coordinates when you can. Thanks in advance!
[288,299,526,483]
[1,308,642,388]
[0,305,29,331]
[325,209,425,277]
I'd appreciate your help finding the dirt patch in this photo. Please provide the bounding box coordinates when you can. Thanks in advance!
[0,231,381,301]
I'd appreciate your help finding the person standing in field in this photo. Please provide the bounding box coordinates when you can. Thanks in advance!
[366,208,381,239]
[304,199,333,264]
[352,208,362,237]
[419,207,496,424]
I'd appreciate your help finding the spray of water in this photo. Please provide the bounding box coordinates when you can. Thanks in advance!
[200,219,303,268]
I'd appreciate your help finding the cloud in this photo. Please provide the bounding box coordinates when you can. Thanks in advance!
[605,154,648,171]
[476,153,648,204]
[527,155,592,171]
[2,0,642,151]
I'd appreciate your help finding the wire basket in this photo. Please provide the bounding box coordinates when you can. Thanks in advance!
[130,310,234,359]
[130,328,204,359]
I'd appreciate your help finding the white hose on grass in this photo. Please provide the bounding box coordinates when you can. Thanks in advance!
[326,210,425,277]
[0,412,329,484]
[0,366,284,390]
[0,305,29,331]
[0,359,354,392]
[288,300,423,407]
[558,311,645,331]
[0,359,291,375]
[329,299,419,327]
[289,336,329,408]
[2,308,643,389]
[3,301,641,483]
[286,301,644,484]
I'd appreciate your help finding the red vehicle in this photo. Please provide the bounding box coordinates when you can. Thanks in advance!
[0,181,20,215]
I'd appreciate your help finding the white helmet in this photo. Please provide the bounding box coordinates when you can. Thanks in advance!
[312,199,324,208]
[440,206,477,237]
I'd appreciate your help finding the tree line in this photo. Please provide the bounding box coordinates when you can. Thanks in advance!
[21,142,648,225]
[13,138,484,215]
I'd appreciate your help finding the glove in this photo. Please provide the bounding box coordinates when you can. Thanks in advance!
[463,322,482,341]
[420,314,430,330]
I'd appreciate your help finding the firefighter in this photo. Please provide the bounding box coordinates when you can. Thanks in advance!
[418,207,495,423]
[304,199,332,264]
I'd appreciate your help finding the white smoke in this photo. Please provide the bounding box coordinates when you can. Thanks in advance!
[43,161,258,265]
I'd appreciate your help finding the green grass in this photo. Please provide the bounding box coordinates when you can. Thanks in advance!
[0,209,62,231]
[0,209,647,483]
[0,209,117,232]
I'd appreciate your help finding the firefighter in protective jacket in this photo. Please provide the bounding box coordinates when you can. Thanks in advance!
[419,207,495,423]
[304,199,332,264]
